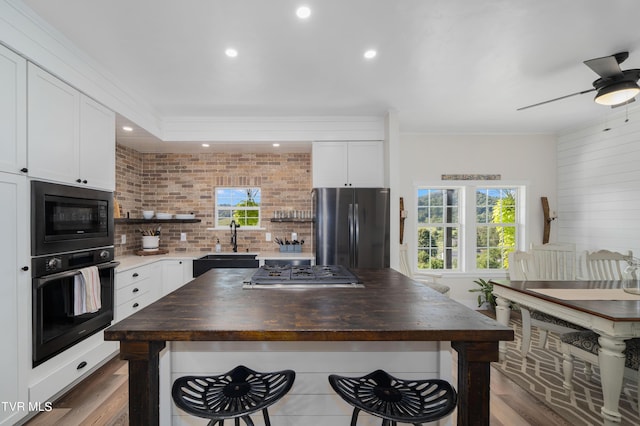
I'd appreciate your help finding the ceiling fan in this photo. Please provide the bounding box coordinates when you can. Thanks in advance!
[517,51,640,111]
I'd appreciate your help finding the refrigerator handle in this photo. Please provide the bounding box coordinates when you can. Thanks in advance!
[348,203,354,266]
[353,203,359,265]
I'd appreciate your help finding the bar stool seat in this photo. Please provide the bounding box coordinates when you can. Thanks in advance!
[172,365,295,425]
[329,369,457,425]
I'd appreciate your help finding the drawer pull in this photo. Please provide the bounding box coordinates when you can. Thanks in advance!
[132,287,139,293]
[77,361,87,370]
[132,272,139,278]
[133,303,139,308]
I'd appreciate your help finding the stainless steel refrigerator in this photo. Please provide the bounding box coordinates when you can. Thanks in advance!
[313,187,390,268]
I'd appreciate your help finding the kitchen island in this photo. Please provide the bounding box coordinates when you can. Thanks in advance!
[104,268,513,425]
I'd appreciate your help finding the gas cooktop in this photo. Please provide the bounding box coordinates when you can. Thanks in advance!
[244,265,363,289]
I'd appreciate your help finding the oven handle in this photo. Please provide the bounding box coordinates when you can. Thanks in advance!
[33,261,120,288]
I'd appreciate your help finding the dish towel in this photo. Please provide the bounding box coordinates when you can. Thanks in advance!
[73,266,101,315]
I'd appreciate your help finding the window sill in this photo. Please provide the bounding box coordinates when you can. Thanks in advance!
[206,227,267,231]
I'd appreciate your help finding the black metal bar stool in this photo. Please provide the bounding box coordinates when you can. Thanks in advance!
[329,369,457,425]
[172,365,295,425]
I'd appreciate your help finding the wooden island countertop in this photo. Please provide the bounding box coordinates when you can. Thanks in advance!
[105,268,513,425]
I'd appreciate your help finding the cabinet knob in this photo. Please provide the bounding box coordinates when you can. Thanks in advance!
[20,167,28,173]
[76,178,82,183]
[77,361,87,370]
[179,261,182,264]
[21,266,29,271]
[83,179,88,184]
[132,287,139,293]
[133,303,139,308]
[132,272,139,277]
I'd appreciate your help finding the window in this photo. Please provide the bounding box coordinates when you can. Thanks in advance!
[475,188,517,270]
[215,188,261,228]
[417,189,459,270]
[415,185,522,272]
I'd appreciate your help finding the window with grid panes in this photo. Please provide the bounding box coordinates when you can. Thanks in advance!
[215,188,261,228]
[415,185,522,272]
[475,188,517,270]
[416,188,459,270]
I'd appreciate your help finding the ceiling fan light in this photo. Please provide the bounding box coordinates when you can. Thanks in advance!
[594,80,640,106]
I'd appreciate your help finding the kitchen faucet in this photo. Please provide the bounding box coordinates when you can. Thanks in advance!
[230,220,240,252]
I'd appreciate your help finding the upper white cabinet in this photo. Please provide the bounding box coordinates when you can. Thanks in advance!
[312,141,384,187]
[27,63,115,191]
[79,95,116,190]
[0,45,27,175]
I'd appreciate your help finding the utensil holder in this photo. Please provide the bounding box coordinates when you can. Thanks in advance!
[142,235,160,251]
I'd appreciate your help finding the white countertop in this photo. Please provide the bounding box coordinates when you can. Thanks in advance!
[116,251,201,272]
[116,250,315,271]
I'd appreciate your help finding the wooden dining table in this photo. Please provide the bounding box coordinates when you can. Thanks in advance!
[491,279,640,426]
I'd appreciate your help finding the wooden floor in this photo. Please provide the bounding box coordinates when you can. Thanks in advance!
[24,351,571,426]
[23,356,129,426]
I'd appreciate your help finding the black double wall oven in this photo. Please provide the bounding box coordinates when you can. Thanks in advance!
[31,180,117,367]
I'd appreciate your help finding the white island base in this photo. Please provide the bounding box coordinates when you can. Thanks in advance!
[160,340,452,426]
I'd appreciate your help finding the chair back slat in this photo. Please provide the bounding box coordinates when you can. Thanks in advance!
[585,250,632,280]
[508,251,536,280]
[530,243,576,280]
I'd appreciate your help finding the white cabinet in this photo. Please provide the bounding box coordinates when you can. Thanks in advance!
[115,263,162,322]
[28,333,117,408]
[312,141,384,187]
[0,45,26,175]
[0,174,29,426]
[162,259,192,295]
[27,63,115,190]
[79,95,116,190]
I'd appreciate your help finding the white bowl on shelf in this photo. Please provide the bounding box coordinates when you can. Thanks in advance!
[175,213,195,220]
[156,213,173,220]
[142,210,154,219]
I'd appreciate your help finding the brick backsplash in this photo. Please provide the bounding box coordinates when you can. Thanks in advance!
[115,144,313,256]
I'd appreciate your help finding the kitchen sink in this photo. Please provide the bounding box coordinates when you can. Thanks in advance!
[193,253,259,277]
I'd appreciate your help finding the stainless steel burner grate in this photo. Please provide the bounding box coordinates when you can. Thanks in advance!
[244,265,362,288]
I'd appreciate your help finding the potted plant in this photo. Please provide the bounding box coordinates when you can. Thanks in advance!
[469,278,496,310]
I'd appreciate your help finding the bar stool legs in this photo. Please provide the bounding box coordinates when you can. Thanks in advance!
[172,365,295,425]
[329,369,457,425]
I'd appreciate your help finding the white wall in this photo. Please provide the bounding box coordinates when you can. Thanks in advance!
[396,133,557,307]
[557,106,640,261]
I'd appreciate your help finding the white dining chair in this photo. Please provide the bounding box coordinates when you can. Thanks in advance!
[511,244,585,358]
[585,249,632,281]
[557,249,636,405]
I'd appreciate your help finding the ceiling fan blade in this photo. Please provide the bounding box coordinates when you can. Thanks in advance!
[584,53,626,78]
[517,88,596,111]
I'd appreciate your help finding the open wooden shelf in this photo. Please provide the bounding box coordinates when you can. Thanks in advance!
[269,218,314,223]
[115,218,201,224]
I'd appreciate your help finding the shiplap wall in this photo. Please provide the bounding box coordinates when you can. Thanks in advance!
[557,106,640,257]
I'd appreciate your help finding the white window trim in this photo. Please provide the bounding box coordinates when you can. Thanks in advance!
[412,180,528,276]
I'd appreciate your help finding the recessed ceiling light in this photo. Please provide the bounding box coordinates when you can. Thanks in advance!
[364,49,377,59]
[122,126,133,132]
[273,143,280,147]
[225,48,238,58]
[296,6,311,19]
[202,143,210,148]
